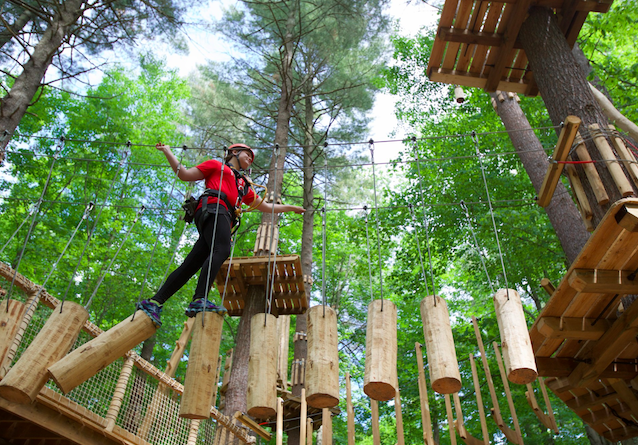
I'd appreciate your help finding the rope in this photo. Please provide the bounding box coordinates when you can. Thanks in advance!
[369,140,385,310]
[472,131,509,295]
[322,158,328,317]
[36,202,94,311]
[0,205,36,257]
[363,207,374,303]
[266,144,281,323]
[459,200,495,293]
[5,137,64,302]
[85,206,145,310]
[408,204,430,296]
[161,222,189,284]
[136,147,186,305]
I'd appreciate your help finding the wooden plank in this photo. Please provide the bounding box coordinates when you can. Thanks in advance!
[507,50,528,83]
[453,392,485,445]
[525,382,555,431]
[429,68,530,94]
[233,411,272,441]
[536,316,610,340]
[444,394,457,445]
[614,205,638,233]
[608,379,638,414]
[537,115,582,207]
[568,268,638,294]
[416,343,435,445]
[468,2,503,76]
[493,342,523,445]
[539,378,559,432]
[426,0,460,76]
[455,1,489,73]
[469,354,489,445]
[484,0,532,91]
[442,0,474,71]
[536,357,638,380]
[438,27,502,48]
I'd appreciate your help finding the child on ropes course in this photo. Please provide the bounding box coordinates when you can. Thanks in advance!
[136,143,305,327]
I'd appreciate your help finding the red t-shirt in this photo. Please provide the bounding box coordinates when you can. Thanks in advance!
[195,160,256,212]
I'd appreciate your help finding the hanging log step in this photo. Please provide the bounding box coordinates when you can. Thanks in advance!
[215,255,309,316]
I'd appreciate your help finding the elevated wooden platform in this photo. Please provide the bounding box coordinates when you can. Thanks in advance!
[428,0,613,95]
[531,198,638,442]
[215,255,309,316]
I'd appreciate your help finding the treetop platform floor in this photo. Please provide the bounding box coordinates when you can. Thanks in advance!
[427,0,613,95]
[531,198,638,442]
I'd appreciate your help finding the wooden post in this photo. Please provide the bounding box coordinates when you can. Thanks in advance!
[306,305,339,408]
[277,315,291,386]
[470,354,490,444]
[48,310,157,394]
[589,123,634,196]
[180,312,224,419]
[493,289,537,384]
[105,356,135,431]
[307,418,313,445]
[0,292,38,378]
[364,299,397,401]
[608,124,638,186]
[346,373,355,445]
[276,397,284,445]
[415,342,434,445]
[573,134,609,205]
[186,420,201,445]
[395,388,405,445]
[493,342,524,445]
[371,400,380,445]
[444,394,457,445]
[139,318,195,438]
[300,387,308,443]
[565,164,594,230]
[247,313,278,419]
[0,299,26,374]
[322,408,333,445]
[0,301,88,403]
[420,295,462,394]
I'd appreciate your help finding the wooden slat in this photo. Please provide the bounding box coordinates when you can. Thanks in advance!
[427,0,460,76]
[442,0,474,71]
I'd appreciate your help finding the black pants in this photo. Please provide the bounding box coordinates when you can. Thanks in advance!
[152,208,232,305]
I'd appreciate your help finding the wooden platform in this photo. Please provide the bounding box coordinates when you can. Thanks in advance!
[428,0,613,95]
[530,198,638,441]
[215,255,309,316]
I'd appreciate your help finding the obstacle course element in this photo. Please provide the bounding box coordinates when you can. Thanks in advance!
[48,309,157,393]
[531,198,638,441]
[364,299,397,401]
[215,255,309,315]
[427,0,612,96]
[180,312,224,419]
[0,301,88,403]
[0,300,26,371]
[306,305,339,408]
[420,295,462,394]
[247,313,278,419]
[493,289,537,384]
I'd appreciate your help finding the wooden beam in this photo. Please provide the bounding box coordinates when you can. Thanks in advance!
[536,316,610,340]
[493,343,524,445]
[536,356,638,380]
[485,0,533,92]
[430,68,530,94]
[540,278,555,297]
[615,204,638,232]
[608,379,638,414]
[453,392,485,445]
[233,412,272,441]
[537,115,581,207]
[539,378,559,432]
[438,27,504,47]
[415,343,435,445]
[444,394,457,445]
[568,268,638,294]
[525,382,558,432]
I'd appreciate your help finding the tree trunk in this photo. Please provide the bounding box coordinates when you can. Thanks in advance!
[0,0,86,162]
[490,92,589,263]
[288,85,315,445]
[519,6,636,227]
[223,285,265,416]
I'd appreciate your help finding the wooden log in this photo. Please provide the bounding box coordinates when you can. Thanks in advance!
[276,315,291,386]
[364,299,397,401]
[395,388,405,445]
[371,400,380,445]
[565,163,594,230]
[0,299,26,371]
[306,305,339,408]
[300,387,308,444]
[415,343,435,445]
[276,397,284,445]
[247,313,278,419]
[105,356,135,431]
[574,137,609,205]
[0,301,88,403]
[180,312,224,419]
[307,418,313,445]
[589,123,634,196]
[539,278,555,297]
[0,292,38,378]
[420,295,461,394]
[322,408,333,445]
[346,373,355,445]
[608,124,638,187]
[48,310,156,394]
[493,289,537,384]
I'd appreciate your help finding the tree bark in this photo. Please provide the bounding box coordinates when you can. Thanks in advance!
[0,0,86,162]
[519,6,636,227]
[490,92,589,263]
[223,285,266,416]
